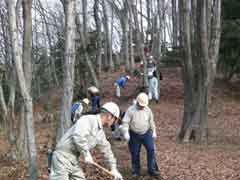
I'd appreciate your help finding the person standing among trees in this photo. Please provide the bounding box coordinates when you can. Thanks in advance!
[147,56,157,79]
[49,102,123,180]
[121,93,159,177]
[114,75,130,98]
[87,86,101,114]
[148,71,159,103]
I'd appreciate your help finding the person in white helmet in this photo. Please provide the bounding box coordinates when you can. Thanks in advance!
[114,75,130,98]
[121,93,159,177]
[49,102,123,180]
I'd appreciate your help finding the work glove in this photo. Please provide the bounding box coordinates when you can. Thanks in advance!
[123,132,130,142]
[152,131,157,139]
[111,168,123,180]
[84,151,94,164]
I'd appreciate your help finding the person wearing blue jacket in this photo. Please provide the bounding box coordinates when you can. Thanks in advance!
[87,86,101,114]
[115,75,130,97]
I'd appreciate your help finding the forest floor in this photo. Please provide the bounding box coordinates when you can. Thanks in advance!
[0,66,240,180]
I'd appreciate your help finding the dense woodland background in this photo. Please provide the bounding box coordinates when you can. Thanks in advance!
[0,0,240,180]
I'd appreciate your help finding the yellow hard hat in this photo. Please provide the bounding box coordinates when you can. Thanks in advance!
[82,98,90,105]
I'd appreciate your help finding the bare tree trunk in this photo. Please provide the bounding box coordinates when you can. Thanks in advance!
[7,68,16,143]
[120,0,130,71]
[22,0,38,178]
[7,0,38,178]
[178,0,222,144]
[156,0,162,58]
[57,0,76,140]
[172,0,178,47]
[208,0,221,103]
[146,0,151,47]
[37,0,59,87]
[0,79,8,131]
[178,0,184,47]
[94,0,102,73]
[7,69,16,125]
[162,0,166,51]
[128,0,135,70]
[139,0,144,42]
[110,7,114,70]
[131,2,148,86]
[82,0,87,38]
[18,104,27,159]
[102,0,114,70]
[150,13,158,57]
[76,16,100,89]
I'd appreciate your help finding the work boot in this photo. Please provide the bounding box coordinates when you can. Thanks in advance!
[132,173,140,178]
[149,171,160,177]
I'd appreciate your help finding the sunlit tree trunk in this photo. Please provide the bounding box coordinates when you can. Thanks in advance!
[172,0,178,47]
[120,0,130,71]
[7,0,38,178]
[57,0,76,140]
[128,0,135,70]
[102,0,114,70]
[94,0,102,74]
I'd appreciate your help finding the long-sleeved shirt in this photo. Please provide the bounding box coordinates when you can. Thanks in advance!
[121,104,156,135]
[149,77,159,92]
[55,114,117,169]
[116,76,128,88]
[147,62,157,77]
[91,95,100,113]
[71,102,83,123]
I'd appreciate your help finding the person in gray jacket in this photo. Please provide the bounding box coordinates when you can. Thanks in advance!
[49,102,123,180]
[121,93,159,177]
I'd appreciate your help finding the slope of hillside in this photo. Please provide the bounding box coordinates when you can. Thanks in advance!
[0,67,240,180]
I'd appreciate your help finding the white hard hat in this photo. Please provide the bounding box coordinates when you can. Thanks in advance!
[126,75,130,80]
[87,86,99,93]
[82,98,90,105]
[136,92,149,107]
[102,102,120,119]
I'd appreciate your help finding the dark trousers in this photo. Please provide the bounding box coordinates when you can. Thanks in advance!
[128,130,156,175]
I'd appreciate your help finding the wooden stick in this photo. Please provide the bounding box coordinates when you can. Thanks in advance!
[92,162,114,177]
[80,160,114,177]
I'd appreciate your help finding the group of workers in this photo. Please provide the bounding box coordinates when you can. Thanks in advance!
[49,93,159,179]
[49,54,161,180]
[115,55,161,103]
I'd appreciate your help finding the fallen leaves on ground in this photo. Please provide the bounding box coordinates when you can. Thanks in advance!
[0,67,240,180]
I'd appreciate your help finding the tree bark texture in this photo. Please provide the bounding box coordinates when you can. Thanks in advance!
[178,0,221,144]
[172,0,178,47]
[128,0,135,70]
[131,2,148,86]
[57,0,77,140]
[120,0,130,71]
[7,0,38,179]
[102,0,114,70]
[76,15,100,89]
[93,0,102,74]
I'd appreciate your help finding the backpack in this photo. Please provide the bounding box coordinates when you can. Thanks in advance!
[71,102,82,123]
